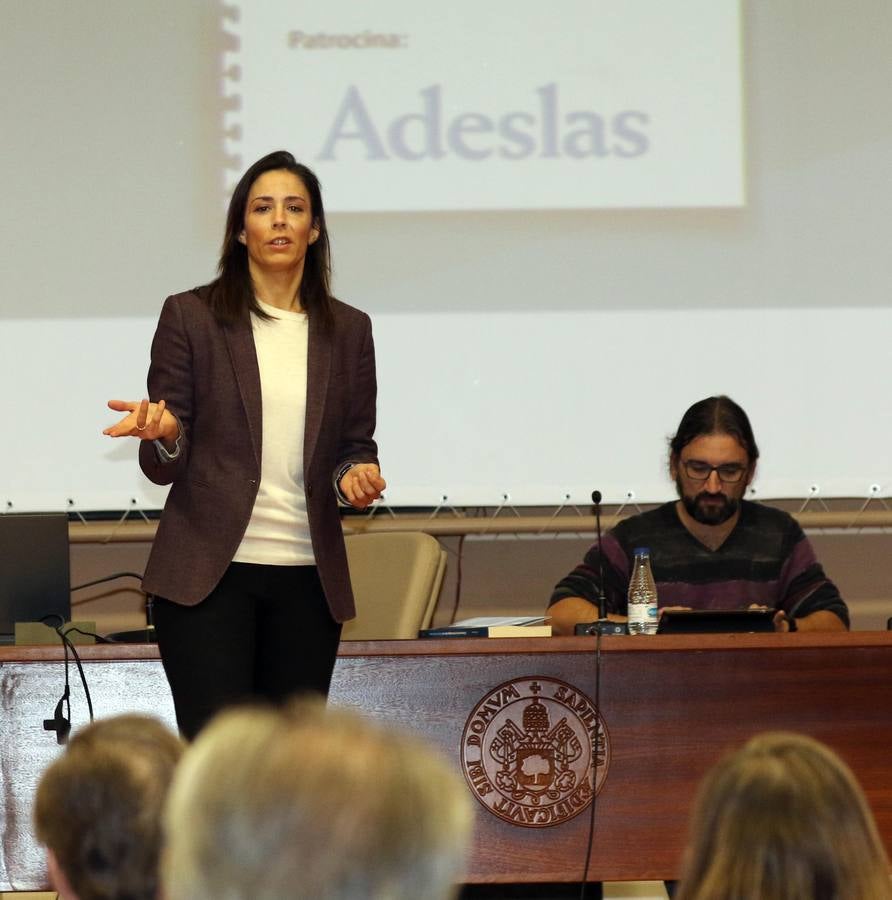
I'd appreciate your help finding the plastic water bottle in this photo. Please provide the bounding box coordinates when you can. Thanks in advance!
[628,547,658,635]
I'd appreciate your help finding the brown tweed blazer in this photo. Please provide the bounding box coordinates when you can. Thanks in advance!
[138,289,379,622]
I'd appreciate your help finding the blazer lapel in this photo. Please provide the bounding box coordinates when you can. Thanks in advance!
[224,317,263,469]
[304,312,331,471]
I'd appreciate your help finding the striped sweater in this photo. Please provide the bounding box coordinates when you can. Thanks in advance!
[549,501,849,626]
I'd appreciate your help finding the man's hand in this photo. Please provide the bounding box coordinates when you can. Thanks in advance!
[548,597,627,636]
[747,604,791,633]
[659,605,692,618]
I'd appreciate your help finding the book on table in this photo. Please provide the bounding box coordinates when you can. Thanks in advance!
[419,616,552,639]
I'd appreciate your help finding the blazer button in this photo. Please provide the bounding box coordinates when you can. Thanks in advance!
[307,485,313,497]
[249,478,257,486]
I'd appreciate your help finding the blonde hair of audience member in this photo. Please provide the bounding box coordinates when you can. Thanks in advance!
[163,698,473,900]
[34,714,184,900]
[675,731,892,900]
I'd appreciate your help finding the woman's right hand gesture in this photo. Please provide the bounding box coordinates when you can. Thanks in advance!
[104,398,179,449]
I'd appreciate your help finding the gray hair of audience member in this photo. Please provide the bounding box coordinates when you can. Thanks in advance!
[34,714,184,900]
[675,731,892,900]
[162,698,474,900]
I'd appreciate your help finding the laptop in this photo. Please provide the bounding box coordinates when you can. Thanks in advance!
[0,514,71,644]
[656,608,776,635]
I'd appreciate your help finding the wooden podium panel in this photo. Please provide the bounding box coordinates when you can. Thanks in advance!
[2,633,891,891]
[331,633,892,883]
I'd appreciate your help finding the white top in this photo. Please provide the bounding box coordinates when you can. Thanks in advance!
[233,298,315,566]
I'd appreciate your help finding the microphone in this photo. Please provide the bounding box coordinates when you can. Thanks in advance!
[591,490,607,621]
[43,686,71,744]
[574,489,626,636]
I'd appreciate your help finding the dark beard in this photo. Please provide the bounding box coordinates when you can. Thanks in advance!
[678,485,740,525]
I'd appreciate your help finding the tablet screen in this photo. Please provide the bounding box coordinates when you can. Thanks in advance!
[656,608,776,635]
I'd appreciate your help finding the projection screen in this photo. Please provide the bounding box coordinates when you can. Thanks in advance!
[2,1,892,513]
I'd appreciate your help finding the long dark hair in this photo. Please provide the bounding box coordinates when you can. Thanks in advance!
[206,151,333,331]
[669,395,760,464]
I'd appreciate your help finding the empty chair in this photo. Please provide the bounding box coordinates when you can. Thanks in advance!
[341,532,446,640]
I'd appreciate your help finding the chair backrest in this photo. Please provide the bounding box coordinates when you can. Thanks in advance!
[340,532,446,640]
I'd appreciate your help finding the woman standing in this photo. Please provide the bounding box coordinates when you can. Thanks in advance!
[104,151,385,738]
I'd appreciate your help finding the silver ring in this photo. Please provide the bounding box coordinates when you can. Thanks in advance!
[136,424,147,432]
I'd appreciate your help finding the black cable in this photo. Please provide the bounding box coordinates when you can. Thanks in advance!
[69,571,151,634]
[70,571,144,593]
[40,614,71,743]
[579,629,603,899]
[40,613,66,632]
[59,625,95,722]
[39,614,96,742]
[63,625,113,645]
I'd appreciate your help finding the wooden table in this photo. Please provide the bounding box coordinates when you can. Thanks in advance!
[2,632,891,891]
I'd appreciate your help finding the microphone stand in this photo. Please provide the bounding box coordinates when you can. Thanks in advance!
[574,490,626,636]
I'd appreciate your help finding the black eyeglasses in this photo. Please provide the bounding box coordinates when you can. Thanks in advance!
[683,460,748,483]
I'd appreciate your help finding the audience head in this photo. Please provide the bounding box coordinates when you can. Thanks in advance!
[163,698,473,900]
[676,731,892,900]
[34,714,184,900]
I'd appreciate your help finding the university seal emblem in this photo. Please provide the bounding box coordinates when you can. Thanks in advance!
[460,676,609,827]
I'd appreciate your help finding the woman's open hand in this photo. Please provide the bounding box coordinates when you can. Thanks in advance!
[104,398,178,448]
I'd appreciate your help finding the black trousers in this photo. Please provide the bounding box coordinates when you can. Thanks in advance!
[152,562,341,740]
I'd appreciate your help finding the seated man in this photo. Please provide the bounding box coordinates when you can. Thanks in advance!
[33,714,183,900]
[550,395,849,636]
[162,697,473,900]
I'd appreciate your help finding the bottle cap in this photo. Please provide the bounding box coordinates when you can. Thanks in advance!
[633,547,650,557]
